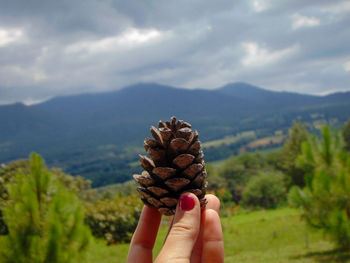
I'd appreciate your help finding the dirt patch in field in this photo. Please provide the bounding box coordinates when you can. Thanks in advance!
[239,136,285,153]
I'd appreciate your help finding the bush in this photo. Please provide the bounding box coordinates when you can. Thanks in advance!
[280,120,309,187]
[84,194,142,244]
[289,126,350,251]
[242,172,286,209]
[343,119,350,152]
[0,159,97,235]
[0,153,91,263]
[0,160,30,234]
[218,153,266,203]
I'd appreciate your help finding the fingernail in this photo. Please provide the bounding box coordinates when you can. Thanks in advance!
[180,194,195,211]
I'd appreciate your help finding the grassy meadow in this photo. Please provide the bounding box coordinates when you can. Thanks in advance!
[1,206,348,263]
[202,131,257,148]
[83,208,349,263]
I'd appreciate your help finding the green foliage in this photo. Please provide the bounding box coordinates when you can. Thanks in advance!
[280,120,309,187]
[218,156,244,202]
[0,160,31,235]
[0,153,91,263]
[206,150,289,208]
[218,152,267,202]
[242,172,286,209]
[96,180,138,200]
[84,194,142,244]
[265,151,285,171]
[0,159,30,201]
[52,168,98,202]
[0,159,97,235]
[206,163,225,193]
[289,126,350,250]
[217,188,233,203]
[343,119,350,152]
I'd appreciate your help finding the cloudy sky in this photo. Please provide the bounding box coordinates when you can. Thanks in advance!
[0,0,349,104]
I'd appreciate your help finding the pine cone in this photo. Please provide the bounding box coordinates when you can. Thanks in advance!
[133,116,208,216]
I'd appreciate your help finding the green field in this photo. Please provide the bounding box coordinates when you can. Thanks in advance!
[202,131,256,148]
[83,208,349,263]
[1,208,348,262]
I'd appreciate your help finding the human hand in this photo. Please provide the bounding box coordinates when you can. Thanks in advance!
[127,193,224,263]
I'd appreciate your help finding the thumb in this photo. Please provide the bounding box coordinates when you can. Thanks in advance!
[156,193,201,263]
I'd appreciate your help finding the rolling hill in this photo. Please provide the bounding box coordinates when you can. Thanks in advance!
[0,82,349,186]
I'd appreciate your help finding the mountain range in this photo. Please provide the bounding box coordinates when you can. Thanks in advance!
[1,82,349,186]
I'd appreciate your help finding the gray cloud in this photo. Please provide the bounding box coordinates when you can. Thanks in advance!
[0,0,349,104]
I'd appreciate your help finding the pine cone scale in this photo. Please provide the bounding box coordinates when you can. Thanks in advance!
[172,154,195,169]
[152,167,176,180]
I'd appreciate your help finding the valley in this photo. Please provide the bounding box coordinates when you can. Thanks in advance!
[0,82,349,187]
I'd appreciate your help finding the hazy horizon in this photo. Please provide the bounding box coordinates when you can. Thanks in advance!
[1,81,349,106]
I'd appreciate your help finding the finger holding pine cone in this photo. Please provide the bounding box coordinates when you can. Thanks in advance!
[133,116,208,216]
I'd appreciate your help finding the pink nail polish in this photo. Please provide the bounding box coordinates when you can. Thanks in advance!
[180,194,195,211]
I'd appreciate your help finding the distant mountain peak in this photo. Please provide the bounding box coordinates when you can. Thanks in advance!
[121,82,179,92]
[221,82,263,89]
[0,102,26,109]
[219,82,279,94]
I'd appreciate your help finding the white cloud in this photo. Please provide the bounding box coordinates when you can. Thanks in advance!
[292,13,321,30]
[0,65,48,86]
[66,28,166,54]
[33,71,48,82]
[241,42,299,67]
[23,98,47,106]
[0,27,23,47]
[321,1,350,14]
[318,87,350,95]
[344,61,350,72]
[251,0,270,12]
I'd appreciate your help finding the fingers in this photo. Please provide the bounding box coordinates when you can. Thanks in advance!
[191,194,221,263]
[129,194,223,263]
[127,206,162,263]
[156,193,201,263]
[206,194,220,213]
[202,209,224,263]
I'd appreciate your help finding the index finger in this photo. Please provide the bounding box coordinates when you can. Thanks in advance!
[127,206,162,263]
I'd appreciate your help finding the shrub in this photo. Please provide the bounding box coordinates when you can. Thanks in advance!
[0,159,97,235]
[0,160,30,235]
[280,120,309,187]
[289,126,350,250]
[218,153,265,203]
[0,153,91,263]
[84,194,142,244]
[343,119,350,152]
[242,172,286,209]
